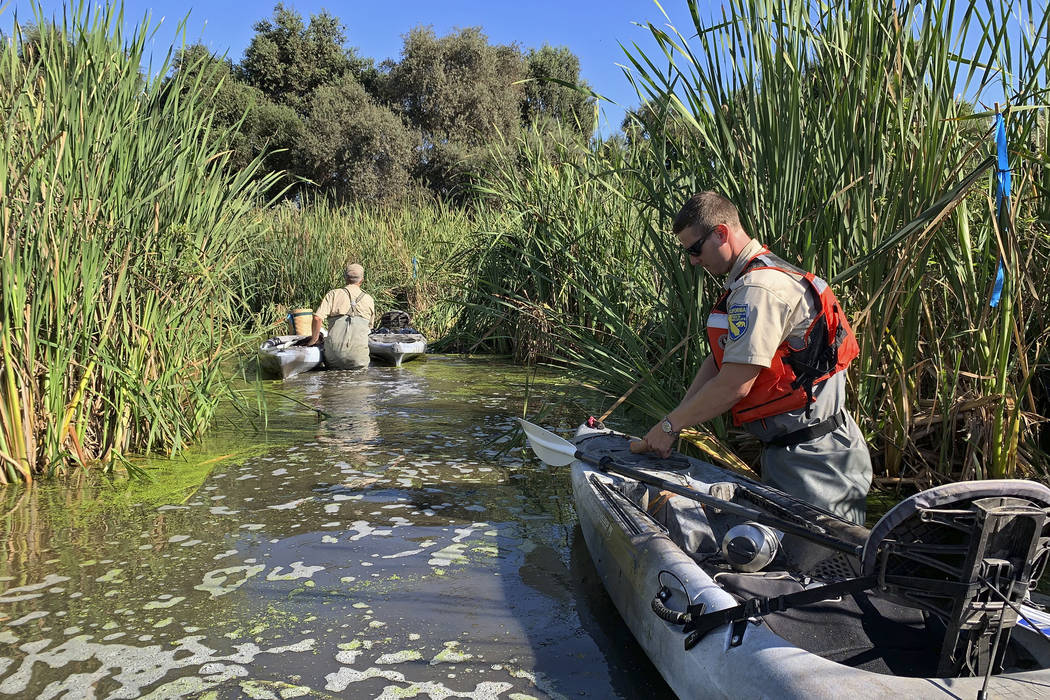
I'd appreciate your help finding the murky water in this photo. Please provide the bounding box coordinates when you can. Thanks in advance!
[0,357,672,699]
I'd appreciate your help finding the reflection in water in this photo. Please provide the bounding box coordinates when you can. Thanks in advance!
[0,357,669,698]
[305,368,384,450]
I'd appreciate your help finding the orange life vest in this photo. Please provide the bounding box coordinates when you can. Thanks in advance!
[707,248,859,426]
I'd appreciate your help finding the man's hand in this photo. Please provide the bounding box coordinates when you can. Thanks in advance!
[631,423,676,459]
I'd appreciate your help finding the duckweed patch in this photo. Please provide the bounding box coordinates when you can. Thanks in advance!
[0,358,663,697]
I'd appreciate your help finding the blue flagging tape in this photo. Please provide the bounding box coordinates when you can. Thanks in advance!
[990,112,1011,308]
[990,261,1005,308]
[1019,614,1050,634]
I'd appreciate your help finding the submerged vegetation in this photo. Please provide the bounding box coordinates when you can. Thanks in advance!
[2,0,1050,488]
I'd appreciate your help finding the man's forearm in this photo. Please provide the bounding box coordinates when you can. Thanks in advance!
[668,362,759,431]
[308,316,322,343]
[682,354,717,403]
[634,361,761,459]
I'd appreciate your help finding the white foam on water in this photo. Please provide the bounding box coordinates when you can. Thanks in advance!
[347,521,392,541]
[0,574,70,603]
[194,565,266,598]
[209,506,239,516]
[9,611,49,626]
[375,650,423,664]
[265,562,324,581]
[325,666,406,693]
[428,543,468,567]
[268,498,311,511]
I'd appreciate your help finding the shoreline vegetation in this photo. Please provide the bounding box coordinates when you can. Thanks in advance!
[2,0,1049,489]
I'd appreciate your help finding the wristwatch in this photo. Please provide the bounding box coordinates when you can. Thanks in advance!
[661,417,677,435]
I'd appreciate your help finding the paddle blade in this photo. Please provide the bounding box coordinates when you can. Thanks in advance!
[518,419,578,466]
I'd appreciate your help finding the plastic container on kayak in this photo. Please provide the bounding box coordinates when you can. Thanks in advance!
[288,308,313,335]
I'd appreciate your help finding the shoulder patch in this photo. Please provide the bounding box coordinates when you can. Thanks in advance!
[728,304,749,340]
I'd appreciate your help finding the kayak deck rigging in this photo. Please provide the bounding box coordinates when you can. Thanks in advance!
[569,428,1050,691]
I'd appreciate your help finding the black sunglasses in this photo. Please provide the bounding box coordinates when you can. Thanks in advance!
[683,226,716,257]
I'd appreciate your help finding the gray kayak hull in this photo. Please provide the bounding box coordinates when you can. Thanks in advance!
[570,425,1050,699]
[258,334,323,380]
[368,334,426,367]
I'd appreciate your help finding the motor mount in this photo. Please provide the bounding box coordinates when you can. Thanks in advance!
[861,481,1050,677]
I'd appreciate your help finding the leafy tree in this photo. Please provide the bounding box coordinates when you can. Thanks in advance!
[300,75,417,203]
[170,44,304,176]
[239,4,374,110]
[385,26,525,198]
[621,96,702,178]
[522,44,594,134]
[387,26,524,147]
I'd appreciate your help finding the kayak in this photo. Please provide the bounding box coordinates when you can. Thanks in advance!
[562,422,1050,699]
[258,334,323,380]
[368,332,426,367]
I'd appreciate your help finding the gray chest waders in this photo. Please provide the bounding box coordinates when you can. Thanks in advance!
[324,290,370,369]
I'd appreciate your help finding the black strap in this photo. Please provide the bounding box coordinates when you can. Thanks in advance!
[681,574,878,650]
[765,411,846,448]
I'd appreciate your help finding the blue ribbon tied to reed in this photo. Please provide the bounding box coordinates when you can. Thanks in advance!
[990,111,1010,308]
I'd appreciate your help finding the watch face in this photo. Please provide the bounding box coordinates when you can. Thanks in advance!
[662,419,673,434]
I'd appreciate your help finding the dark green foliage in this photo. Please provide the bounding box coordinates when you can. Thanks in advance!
[300,75,418,203]
[385,26,526,200]
[522,44,594,134]
[621,96,704,181]
[171,44,304,174]
[166,7,594,205]
[238,3,373,111]
[387,26,524,147]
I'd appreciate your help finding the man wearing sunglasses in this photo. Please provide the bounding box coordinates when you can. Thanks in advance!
[631,191,872,525]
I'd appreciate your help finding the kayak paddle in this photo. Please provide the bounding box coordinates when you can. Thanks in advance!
[517,419,861,556]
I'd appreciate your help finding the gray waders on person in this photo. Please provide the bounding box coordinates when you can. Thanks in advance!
[324,290,371,370]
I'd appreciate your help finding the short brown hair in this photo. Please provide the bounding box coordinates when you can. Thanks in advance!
[672,191,741,234]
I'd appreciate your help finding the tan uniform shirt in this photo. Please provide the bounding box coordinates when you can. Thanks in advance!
[716,241,872,524]
[721,239,818,367]
[314,285,376,327]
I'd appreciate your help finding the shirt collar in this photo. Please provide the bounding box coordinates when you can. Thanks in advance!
[724,239,767,289]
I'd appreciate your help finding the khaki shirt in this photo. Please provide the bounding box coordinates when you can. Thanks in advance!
[720,239,818,368]
[314,285,376,327]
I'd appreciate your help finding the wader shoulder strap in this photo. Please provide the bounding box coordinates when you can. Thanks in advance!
[342,289,367,316]
[672,574,878,650]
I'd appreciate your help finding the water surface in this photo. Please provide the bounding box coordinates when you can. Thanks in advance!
[0,357,672,699]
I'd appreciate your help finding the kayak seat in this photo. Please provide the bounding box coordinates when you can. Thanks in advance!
[715,571,942,676]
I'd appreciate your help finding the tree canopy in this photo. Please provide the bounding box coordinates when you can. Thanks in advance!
[239,3,374,110]
[523,44,594,134]
[169,5,600,204]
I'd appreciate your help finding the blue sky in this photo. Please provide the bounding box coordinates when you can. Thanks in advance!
[1,0,704,136]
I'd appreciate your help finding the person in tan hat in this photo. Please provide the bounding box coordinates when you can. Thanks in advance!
[308,262,376,369]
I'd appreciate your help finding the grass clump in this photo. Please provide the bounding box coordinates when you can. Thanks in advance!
[0,3,280,481]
